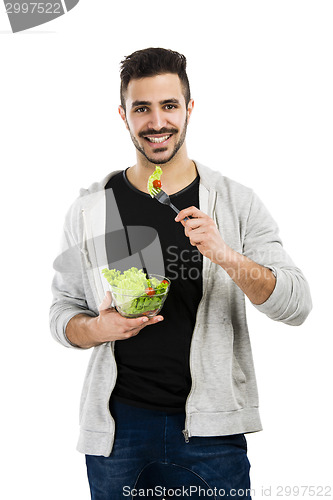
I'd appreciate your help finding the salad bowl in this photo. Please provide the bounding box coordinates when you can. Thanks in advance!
[102,268,170,318]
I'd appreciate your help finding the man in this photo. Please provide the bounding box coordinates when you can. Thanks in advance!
[50,48,312,499]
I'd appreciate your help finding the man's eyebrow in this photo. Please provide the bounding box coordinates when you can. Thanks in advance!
[160,98,180,105]
[131,100,151,108]
[131,98,180,109]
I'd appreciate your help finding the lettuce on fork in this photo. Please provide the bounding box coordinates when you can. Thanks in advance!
[147,166,163,197]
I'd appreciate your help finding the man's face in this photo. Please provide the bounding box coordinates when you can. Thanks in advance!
[119,73,194,165]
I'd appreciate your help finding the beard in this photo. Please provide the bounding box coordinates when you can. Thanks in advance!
[128,116,188,165]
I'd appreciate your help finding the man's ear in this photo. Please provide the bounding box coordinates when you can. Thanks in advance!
[187,99,194,121]
[118,105,129,130]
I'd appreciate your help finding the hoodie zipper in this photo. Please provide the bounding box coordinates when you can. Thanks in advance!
[182,190,216,443]
[182,429,190,443]
[182,258,213,443]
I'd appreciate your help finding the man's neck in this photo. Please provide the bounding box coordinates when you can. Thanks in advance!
[126,149,198,196]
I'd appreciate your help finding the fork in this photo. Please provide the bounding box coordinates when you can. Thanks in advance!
[151,187,189,220]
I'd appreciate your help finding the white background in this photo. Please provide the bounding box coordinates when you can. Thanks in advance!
[1,1,332,499]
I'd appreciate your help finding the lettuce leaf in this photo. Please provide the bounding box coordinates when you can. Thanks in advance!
[147,166,163,197]
[101,267,169,317]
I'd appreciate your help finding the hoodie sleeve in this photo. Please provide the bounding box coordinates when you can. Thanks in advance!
[242,191,312,326]
[49,202,97,349]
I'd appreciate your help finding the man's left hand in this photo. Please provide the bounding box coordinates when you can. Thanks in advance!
[175,206,229,265]
[175,206,277,305]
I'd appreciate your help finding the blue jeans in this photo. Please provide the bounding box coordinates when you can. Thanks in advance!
[86,398,251,500]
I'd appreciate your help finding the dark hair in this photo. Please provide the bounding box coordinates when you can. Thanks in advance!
[120,47,191,109]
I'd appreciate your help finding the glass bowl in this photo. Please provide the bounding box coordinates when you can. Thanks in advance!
[109,274,170,318]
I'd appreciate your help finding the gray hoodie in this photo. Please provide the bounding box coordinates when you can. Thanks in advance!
[49,161,312,457]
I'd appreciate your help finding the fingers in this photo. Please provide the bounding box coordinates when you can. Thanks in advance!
[174,206,203,222]
[99,291,112,311]
[125,315,153,329]
[144,315,164,326]
[126,314,164,332]
[121,315,164,339]
[182,218,203,231]
[176,208,213,238]
[184,222,207,237]
[98,299,164,341]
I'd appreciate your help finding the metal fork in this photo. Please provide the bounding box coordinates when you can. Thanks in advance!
[152,188,189,220]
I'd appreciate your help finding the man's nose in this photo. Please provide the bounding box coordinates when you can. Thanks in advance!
[147,109,167,131]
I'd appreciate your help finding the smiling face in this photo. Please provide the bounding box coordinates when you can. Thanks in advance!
[119,73,194,165]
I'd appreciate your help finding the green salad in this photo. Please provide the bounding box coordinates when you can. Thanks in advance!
[101,267,170,317]
[147,166,163,197]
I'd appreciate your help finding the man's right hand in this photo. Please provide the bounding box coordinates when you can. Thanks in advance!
[66,291,164,348]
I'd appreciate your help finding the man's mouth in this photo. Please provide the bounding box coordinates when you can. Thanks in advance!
[144,134,172,144]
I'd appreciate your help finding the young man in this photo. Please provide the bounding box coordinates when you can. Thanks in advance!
[50,48,312,499]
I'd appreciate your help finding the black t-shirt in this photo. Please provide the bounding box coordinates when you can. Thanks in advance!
[105,169,203,412]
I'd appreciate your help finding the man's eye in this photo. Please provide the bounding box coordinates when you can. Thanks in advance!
[165,104,177,110]
[135,107,148,113]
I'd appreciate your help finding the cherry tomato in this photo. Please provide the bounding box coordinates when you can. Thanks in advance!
[161,279,169,285]
[145,287,155,296]
[152,179,161,189]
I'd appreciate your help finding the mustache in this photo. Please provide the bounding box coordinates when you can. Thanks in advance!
[139,128,178,137]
